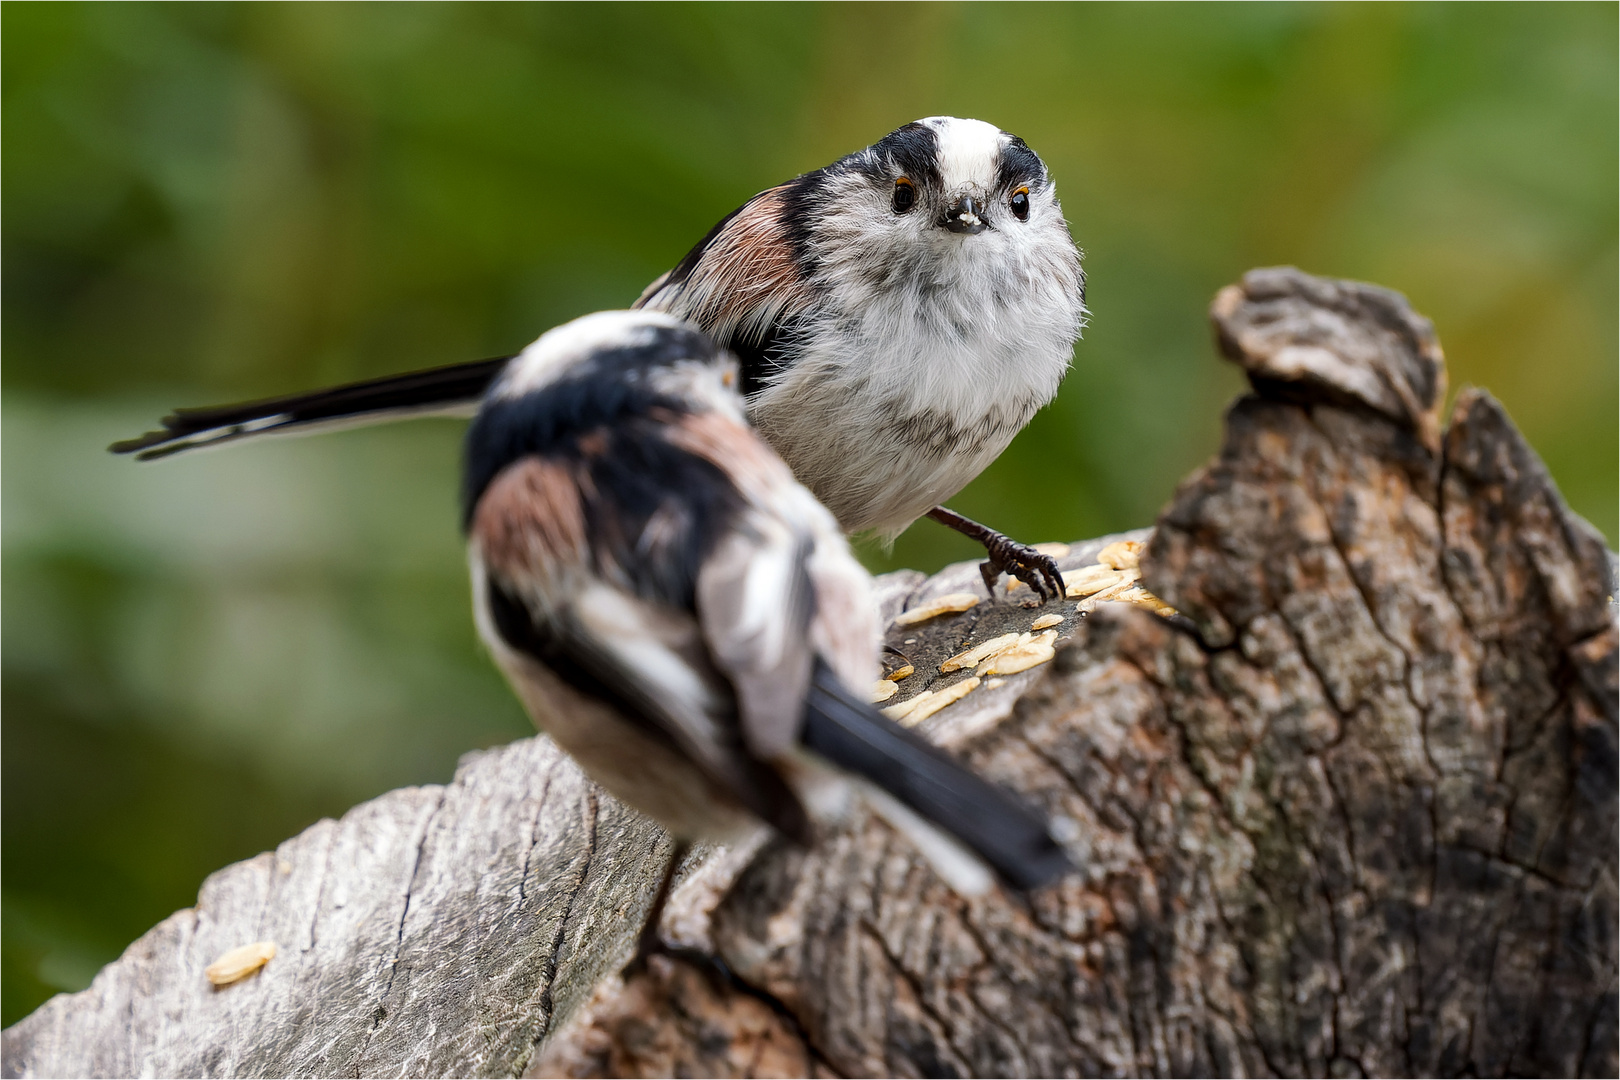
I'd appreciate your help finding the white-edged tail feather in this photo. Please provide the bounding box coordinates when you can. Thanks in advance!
[110,356,510,460]
[799,660,1073,892]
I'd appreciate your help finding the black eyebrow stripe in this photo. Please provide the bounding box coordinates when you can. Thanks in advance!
[840,121,942,189]
[996,135,1046,190]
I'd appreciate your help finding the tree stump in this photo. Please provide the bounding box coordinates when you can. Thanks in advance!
[4,268,1614,1079]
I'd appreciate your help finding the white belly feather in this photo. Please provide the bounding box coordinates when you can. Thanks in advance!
[750,269,1077,537]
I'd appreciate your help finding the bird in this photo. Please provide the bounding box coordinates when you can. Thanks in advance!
[111,117,1087,601]
[460,311,1071,952]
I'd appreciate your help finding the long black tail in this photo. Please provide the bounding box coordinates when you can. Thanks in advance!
[109,356,512,460]
[801,661,1073,891]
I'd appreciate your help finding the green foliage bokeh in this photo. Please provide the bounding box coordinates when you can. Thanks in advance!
[3,2,1614,1023]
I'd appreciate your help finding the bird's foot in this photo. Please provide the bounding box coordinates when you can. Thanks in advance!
[977,533,1065,603]
[925,506,1065,603]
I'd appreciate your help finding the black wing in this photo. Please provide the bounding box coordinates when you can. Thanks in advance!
[801,660,1073,891]
[109,356,512,460]
[484,575,811,844]
[724,315,802,400]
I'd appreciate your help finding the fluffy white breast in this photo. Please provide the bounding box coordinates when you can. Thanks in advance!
[741,143,1085,535]
[750,250,1081,534]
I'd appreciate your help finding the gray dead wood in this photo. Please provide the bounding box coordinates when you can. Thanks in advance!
[4,267,1614,1079]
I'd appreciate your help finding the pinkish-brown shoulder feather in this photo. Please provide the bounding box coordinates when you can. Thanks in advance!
[637,187,812,342]
[471,457,588,585]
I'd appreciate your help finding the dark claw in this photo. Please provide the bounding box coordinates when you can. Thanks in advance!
[923,507,1065,604]
[979,535,1065,603]
[978,560,1002,601]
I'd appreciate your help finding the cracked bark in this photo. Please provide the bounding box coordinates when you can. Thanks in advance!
[4,268,1613,1079]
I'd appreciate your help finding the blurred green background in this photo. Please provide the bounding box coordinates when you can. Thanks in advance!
[3,2,1614,1024]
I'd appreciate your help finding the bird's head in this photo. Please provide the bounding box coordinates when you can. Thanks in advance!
[807,117,1071,269]
[464,311,746,527]
[490,310,741,417]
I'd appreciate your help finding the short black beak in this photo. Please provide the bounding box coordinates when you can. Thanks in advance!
[942,194,987,235]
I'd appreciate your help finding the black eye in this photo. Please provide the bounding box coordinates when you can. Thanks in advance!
[1010,188,1030,221]
[892,177,916,214]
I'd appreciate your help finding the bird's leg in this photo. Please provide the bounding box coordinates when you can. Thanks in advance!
[619,839,746,994]
[926,506,1065,603]
[622,838,691,978]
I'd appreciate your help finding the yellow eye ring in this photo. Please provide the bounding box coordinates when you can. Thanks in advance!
[1010,186,1031,221]
[892,177,917,214]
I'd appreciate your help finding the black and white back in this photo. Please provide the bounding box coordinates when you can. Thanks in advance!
[463,310,1072,894]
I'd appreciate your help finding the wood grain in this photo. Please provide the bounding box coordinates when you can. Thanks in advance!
[6,268,1613,1079]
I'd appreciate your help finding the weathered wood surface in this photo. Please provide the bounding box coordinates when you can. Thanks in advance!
[5,267,1615,1079]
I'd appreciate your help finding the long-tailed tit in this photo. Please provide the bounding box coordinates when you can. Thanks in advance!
[113,117,1087,600]
[464,311,1069,909]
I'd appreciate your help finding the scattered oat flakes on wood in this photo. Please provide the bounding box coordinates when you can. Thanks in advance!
[1030,612,1063,631]
[892,592,979,626]
[898,677,981,726]
[205,942,276,987]
[884,663,914,681]
[880,697,920,722]
[1062,564,1129,598]
[868,680,898,703]
[972,630,1033,674]
[978,631,1058,676]
[1096,539,1143,570]
[881,676,983,725]
[1116,585,1178,616]
[940,632,1022,673]
[1032,542,1071,558]
[983,642,1056,675]
[1074,577,1138,611]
